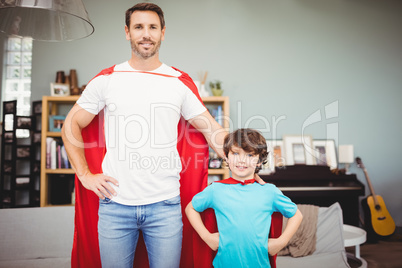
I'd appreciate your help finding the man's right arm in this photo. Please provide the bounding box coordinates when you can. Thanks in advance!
[61,104,118,199]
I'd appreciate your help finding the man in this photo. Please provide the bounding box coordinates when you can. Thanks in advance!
[62,3,225,268]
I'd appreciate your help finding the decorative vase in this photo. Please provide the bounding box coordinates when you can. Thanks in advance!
[69,69,80,95]
[211,88,223,96]
[199,84,210,97]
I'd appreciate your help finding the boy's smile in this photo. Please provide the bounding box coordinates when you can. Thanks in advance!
[227,146,261,182]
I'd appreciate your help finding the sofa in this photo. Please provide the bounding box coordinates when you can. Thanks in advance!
[0,203,349,268]
[277,202,350,268]
[0,206,74,268]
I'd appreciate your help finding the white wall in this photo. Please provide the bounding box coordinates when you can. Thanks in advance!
[4,0,402,225]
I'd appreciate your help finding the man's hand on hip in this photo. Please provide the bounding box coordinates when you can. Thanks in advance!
[80,173,119,199]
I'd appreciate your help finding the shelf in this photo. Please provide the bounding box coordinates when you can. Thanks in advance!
[208,169,227,175]
[46,132,62,137]
[202,96,228,102]
[43,203,74,207]
[43,95,79,102]
[45,169,75,174]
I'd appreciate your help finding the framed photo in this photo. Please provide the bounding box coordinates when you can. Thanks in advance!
[32,100,42,114]
[33,132,41,143]
[283,135,316,166]
[17,146,31,158]
[33,115,42,132]
[4,132,14,143]
[4,162,12,173]
[208,158,222,169]
[50,83,70,96]
[49,115,66,132]
[17,116,32,129]
[313,140,337,170]
[262,140,285,172]
[4,100,17,114]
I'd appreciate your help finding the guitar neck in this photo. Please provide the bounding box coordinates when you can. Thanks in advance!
[363,167,379,204]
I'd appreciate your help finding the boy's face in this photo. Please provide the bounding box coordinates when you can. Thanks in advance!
[227,146,261,181]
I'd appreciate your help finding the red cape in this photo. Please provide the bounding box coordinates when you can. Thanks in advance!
[70,67,281,268]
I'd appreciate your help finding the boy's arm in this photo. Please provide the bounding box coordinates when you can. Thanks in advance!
[185,201,219,251]
[268,208,303,256]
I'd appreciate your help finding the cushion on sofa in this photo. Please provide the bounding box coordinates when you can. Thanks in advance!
[314,202,346,255]
[0,258,70,268]
[0,206,74,266]
[277,202,350,268]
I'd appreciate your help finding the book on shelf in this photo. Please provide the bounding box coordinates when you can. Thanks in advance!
[46,137,71,169]
[209,105,224,126]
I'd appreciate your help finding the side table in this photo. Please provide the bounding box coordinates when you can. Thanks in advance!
[343,224,368,268]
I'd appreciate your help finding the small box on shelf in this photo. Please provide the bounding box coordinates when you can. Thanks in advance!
[48,174,75,205]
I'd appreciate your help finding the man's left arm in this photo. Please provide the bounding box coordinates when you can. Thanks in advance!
[188,110,227,158]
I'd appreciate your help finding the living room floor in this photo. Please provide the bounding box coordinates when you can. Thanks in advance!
[346,230,402,268]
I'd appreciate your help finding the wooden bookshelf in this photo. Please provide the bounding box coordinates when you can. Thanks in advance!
[40,96,79,207]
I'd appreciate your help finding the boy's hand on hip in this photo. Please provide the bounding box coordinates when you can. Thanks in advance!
[268,237,286,256]
[80,173,119,199]
[204,232,219,251]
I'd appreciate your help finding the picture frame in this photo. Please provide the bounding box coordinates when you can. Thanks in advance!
[49,115,66,132]
[312,140,338,170]
[283,135,316,166]
[17,146,31,158]
[33,115,42,132]
[208,158,222,169]
[33,132,41,143]
[16,116,32,129]
[262,140,285,172]
[4,162,12,173]
[4,132,14,143]
[50,83,70,96]
[4,100,17,114]
[32,100,42,114]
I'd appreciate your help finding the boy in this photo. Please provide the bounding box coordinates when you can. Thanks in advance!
[185,129,303,267]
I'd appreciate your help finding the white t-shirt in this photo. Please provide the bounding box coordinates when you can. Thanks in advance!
[77,62,206,205]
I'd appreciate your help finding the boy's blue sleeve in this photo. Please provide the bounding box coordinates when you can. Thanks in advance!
[272,186,298,218]
[192,183,215,213]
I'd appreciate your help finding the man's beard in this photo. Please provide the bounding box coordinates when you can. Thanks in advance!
[130,37,162,59]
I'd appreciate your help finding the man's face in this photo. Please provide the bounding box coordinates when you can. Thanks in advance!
[125,10,165,60]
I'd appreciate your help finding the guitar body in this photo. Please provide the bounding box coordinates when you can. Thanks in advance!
[356,157,396,240]
[367,195,395,236]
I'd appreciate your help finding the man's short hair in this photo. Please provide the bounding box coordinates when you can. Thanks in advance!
[223,129,268,173]
[125,2,165,29]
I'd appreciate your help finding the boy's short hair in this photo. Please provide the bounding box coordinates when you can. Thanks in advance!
[223,128,268,173]
[125,2,165,29]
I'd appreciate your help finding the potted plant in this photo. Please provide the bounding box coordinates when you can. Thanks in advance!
[209,80,224,96]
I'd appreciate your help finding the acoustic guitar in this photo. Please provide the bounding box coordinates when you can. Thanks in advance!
[356,157,395,238]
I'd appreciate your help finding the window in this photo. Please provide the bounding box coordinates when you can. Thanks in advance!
[2,37,33,137]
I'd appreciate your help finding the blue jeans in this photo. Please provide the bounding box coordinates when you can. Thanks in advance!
[98,195,183,268]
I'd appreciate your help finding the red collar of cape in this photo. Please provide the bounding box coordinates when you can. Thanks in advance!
[216,177,256,185]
